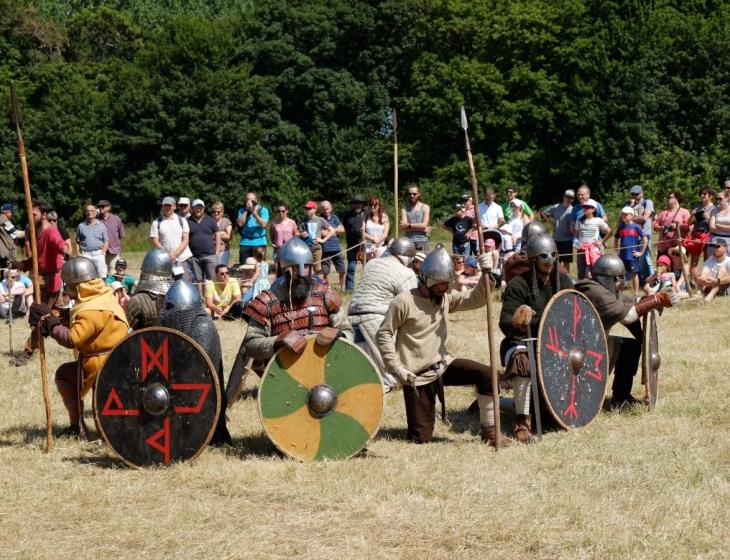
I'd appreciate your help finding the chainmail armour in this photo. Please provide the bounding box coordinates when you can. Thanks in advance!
[125,291,165,330]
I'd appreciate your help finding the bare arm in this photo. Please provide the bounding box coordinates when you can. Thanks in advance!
[171,231,189,261]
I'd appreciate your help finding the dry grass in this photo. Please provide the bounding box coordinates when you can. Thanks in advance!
[1,253,729,559]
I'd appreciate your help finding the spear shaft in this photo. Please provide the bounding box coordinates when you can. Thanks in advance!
[392,109,399,233]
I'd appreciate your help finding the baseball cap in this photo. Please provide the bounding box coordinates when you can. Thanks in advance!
[464,256,479,268]
[161,196,176,206]
[582,199,597,209]
[620,206,635,215]
[1,202,13,212]
[453,203,464,210]
[115,258,127,268]
[414,251,426,263]
[97,199,111,207]
[460,193,471,202]
[509,200,523,209]
[303,201,318,209]
[192,199,205,208]
[657,255,671,267]
[629,185,643,195]
[240,257,257,270]
[563,189,575,198]
[178,197,191,206]
[351,194,365,203]
[111,281,124,292]
[709,237,728,247]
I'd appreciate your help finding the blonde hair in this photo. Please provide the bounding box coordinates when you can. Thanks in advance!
[211,201,224,212]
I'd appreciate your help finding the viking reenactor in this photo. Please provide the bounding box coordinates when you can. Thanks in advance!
[125,248,173,330]
[574,254,676,409]
[502,221,548,284]
[226,237,353,403]
[28,257,129,437]
[159,280,231,446]
[376,246,508,446]
[348,238,418,390]
[500,233,573,442]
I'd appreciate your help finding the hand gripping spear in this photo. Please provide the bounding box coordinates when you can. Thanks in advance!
[392,108,399,230]
[10,83,53,452]
[460,106,501,448]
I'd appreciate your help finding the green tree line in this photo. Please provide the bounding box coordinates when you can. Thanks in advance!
[0,0,728,224]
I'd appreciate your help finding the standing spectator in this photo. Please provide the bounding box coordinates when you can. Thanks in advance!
[150,196,192,281]
[98,199,124,271]
[236,191,269,262]
[724,180,730,194]
[342,194,368,291]
[104,258,137,294]
[400,184,431,251]
[653,191,690,260]
[0,202,23,268]
[45,211,72,256]
[298,201,334,273]
[575,199,611,279]
[0,269,33,318]
[269,203,298,276]
[443,203,474,255]
[695,238,730,302]
[187,199,219,287]
[204,264,243,320]
[177,197,192,218]
[363,196,389,259]
[683,187,715,285]
[502,186,534,222]
[571,184,608,227]
[506,200,529,249]
[320,200,346,289]
[614,207,647,296]
[76,204,108,278]
[625,185,655,282]
[475,188,505,237]
[542,189,575,273]
[709,190,730,240]
[211,201,232,265]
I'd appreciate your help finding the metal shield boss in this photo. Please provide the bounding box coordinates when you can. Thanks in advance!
[641,310,660,409]
[94,327,221,467]
[537,289,608,429]
[258,336,384,461]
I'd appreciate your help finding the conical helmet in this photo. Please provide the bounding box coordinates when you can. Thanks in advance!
[419,246,455,287]
[163,280,202,313]
[278,237,313,275]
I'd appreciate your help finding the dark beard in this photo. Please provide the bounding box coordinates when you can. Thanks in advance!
[290,275,312,304]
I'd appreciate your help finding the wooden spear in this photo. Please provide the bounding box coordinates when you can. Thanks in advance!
[10,83,53,452]
[460,106,502,449]
[392,108,399,233]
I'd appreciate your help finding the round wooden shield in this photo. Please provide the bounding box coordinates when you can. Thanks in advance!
[537,289,609,429]
[258,336,384,461]
[641,310,660,409]
[94,327,221,468]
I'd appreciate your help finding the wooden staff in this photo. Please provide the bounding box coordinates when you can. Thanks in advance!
[460,106,501,448]
[392,108,399,234]
[10,83,53,452]
[674,223,694,296]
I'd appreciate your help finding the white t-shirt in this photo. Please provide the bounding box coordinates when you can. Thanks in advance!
[701,256,730,279]
[479,201,505,228]
[577,217,609,243]
[150,215,192,262]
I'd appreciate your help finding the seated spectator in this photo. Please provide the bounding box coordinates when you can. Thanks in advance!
[452,253,465,278]
[0,269,33,319]
[443,203,474,255]
[237,259,256,301]
[695,237,730,302]
[111,281,130,309]
[412,251,426,274]
[204,264,243,320]
[104,258,137,294]
[644,255,682,297]
[456,256,482,291]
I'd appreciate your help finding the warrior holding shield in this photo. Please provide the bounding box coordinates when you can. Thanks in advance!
[125,248,173,330]
[28,256,129,437]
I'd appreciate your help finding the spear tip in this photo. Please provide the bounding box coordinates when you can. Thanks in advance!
[460,105,468,131]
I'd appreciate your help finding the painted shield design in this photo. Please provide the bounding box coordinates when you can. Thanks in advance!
[258,336,384,461]
[94,327,221,468]
[641,310,660,409]
[537,289,609,429]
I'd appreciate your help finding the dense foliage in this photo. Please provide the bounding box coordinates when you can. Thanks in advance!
[1,0,728,223]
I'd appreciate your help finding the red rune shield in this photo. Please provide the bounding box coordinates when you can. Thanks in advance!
[537,289,608,429]
[641,309,660,409]
[94,327,221,468]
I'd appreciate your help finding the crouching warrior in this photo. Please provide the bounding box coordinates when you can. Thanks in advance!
[376,246,509,446]
[226,237,353,404]
[500,234,573,443]
[160,280,231,445]
[125,248,173,330]
[574,254,675,409]
[29,257,129,437]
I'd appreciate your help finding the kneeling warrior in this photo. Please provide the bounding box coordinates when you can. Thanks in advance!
[574,254,676,409]
[376,246,508,446]
[125,248,173,330]
[227,237,353,403]
[500,233,573,442]
[348,238,418,390]
[29,257,129,437]
[160,280,232,445]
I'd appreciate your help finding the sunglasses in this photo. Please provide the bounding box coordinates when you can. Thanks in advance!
[407,193,418,196]
[218,271,229,276]
[213,210,222,214]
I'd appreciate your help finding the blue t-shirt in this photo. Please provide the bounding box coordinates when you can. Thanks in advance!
[616,223,645,261]
[322,215,342,253]
[237,206,269,247]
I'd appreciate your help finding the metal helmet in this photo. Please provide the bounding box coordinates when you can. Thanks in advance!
[525,233,558,266]
[592,254,625,297]
[62,257,98,286]
[419,246,455,288]
[278,237,313,276]
[521,221,547,243]
[137,248,173,295]
[389,237,416,258]
[163,280,202,313]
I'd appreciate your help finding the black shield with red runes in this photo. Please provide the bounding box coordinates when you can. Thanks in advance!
[537,289,609,429]
[642,310,660,409]
[94,327,221,468]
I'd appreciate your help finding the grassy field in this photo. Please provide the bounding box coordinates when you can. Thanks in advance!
[0,252,728,559]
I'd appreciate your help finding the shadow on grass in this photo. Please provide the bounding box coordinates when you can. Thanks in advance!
[0,424,53,447]
[375,426,450,444]
[222,432,281,460]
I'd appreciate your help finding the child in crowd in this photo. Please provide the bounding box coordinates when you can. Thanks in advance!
[250,246,270,300]
[644,255,682,296]
[455,256,482,291]
[575,199,611,279]
[614,206,647,296]
[443,203,474,255]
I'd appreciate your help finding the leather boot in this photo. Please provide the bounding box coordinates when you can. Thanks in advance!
[479,426,512,448]
[514,414,534,443]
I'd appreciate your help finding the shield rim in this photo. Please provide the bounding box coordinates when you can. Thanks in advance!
[536,288,609,430]
[258,335,384,461]
[642,310,659,409]
[93,326,222,469]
